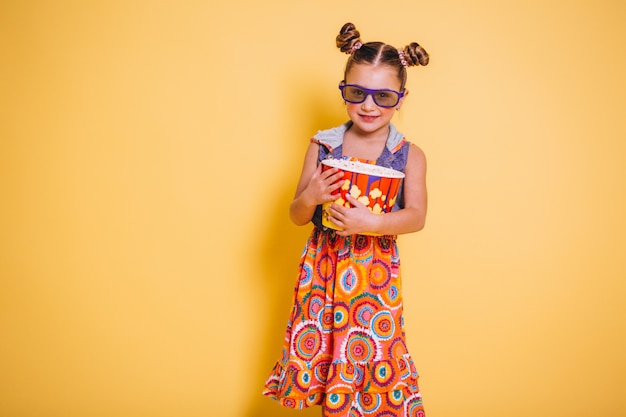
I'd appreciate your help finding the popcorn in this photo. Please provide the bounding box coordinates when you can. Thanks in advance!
[322,158,405,179]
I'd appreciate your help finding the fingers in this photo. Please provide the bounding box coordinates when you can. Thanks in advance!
[328,178,344,194]
[326,205,352,236]
[326,207,344,229]
[320,167,342,181]
[327,202,342,216]
[329,170,345,182]
[317,167,345,201]
[343,194,362,207]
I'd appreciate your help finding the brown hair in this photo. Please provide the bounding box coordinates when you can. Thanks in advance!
[336,22,429,90]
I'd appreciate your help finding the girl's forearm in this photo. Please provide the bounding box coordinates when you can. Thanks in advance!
[289,193,317,226]
[370,207,426,235]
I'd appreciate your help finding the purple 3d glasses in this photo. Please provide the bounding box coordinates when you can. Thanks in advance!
[339,82,405,108]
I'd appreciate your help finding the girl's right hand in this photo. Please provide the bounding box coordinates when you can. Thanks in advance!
[290,143,346,226]
[302,164,344,206]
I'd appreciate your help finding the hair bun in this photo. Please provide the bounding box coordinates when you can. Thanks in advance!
[336,22,362,54]
[402,42,429,67]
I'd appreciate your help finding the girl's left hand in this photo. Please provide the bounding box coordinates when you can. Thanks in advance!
[326,194,376,236]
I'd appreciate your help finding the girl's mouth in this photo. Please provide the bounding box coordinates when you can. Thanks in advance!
[359,115,379,122]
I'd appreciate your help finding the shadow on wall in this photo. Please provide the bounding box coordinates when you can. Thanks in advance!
[243,79,345,417]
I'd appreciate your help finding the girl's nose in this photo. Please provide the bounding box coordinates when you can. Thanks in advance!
[361,94,377,110]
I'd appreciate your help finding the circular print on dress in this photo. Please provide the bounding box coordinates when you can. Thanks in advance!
[351,295,380,328]
[372,359,396,389]
[386,389,405,410]
[358,392,381,413]
[339,264,365,296]
[293,369,312,392]
[333,301,350,332]
[316,253,335,282]
[341,328,380,363]
[292,321,323,362]
[308,293,324,320]
[281,397,298,409]
[370,310,396,341]
[324,392,351,414]
[369,259,392,290]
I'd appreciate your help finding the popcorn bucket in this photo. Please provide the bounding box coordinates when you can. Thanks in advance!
[321,158,404,235]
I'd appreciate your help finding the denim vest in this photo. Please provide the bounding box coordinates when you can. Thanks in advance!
[310,122,411,230]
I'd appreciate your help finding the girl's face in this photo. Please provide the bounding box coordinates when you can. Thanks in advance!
[343,63,406,137]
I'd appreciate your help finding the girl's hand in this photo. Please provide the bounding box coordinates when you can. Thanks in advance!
[326,194,377,236]
[302,164,344,206]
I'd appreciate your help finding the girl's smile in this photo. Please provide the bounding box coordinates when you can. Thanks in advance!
[358,114,380,123]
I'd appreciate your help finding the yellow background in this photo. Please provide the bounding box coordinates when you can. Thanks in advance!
[1,1,625,416]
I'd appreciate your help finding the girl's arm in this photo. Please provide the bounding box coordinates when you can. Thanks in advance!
[327,143,427,235]
[289,143,344,226]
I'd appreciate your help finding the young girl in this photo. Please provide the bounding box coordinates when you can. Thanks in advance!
[263,22,429,417]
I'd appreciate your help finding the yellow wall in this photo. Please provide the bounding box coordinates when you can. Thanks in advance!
[1,1,625,416]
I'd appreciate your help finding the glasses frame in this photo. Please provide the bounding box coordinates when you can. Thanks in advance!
[338,82,405,108]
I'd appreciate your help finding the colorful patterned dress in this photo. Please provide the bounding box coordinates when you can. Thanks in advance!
[263,123,425,417]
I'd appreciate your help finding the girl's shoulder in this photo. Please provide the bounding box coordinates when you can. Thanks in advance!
[386,124,408,154]
[310,121,351,150]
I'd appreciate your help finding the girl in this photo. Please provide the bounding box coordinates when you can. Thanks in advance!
[263,22,429,417]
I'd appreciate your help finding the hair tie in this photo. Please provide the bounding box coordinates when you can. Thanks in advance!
[398,50,408,68]
[348,41,362,54]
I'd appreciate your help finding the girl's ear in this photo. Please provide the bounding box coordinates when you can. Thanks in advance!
[397,89,409,110]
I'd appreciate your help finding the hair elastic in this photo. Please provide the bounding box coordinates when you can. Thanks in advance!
[348,41,363,54]
[398,51,408,68]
